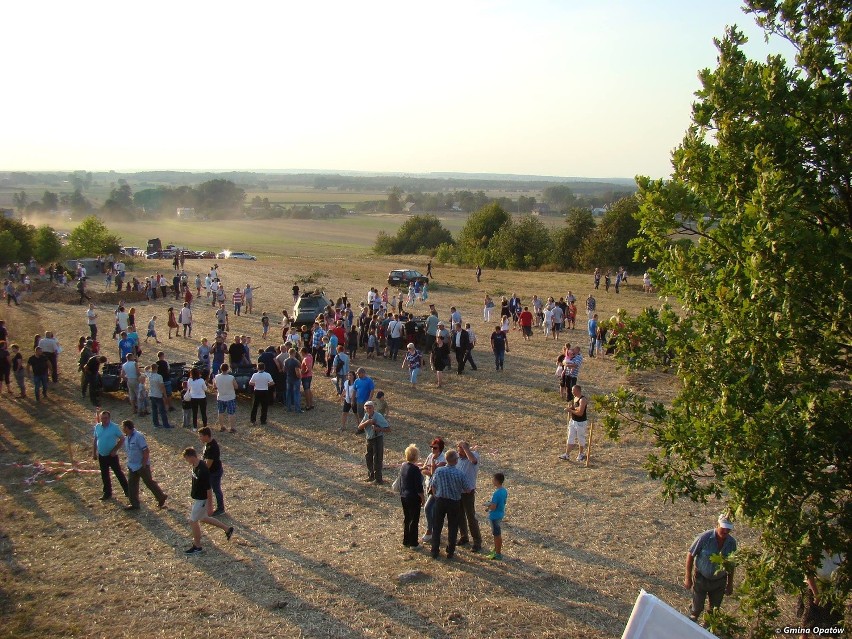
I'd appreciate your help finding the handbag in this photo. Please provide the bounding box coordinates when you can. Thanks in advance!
[391,465,402,492]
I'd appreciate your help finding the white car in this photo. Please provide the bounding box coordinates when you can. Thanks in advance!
[217,251,257,260]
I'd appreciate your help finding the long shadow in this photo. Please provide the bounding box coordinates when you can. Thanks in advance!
[508,523,682,598]
[447,551,630,635]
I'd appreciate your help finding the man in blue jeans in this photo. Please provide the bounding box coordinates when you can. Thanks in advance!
[122,419,168,511]
[147,363,173,428]
[282,348,302,412]
[26,347,50,402]
[587,313,598,357]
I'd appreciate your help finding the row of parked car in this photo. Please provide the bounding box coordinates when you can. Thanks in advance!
[119,246,256,261]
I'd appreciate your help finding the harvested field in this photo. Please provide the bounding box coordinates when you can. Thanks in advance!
[0,255,801,638]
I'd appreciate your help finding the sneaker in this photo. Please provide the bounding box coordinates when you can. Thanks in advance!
[157,494,168,509]
[212,508,225,517]
[421,534,432,543]
[184,546,203,555]
[558,453,570,461]
[225,526,234,541]
[577,454,587,462]
[124,505,140,511]
[489,553,503,560]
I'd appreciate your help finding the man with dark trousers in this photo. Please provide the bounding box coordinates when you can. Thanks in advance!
[92,408,129,501]
[452,322,470,375]
[429,450,466,559]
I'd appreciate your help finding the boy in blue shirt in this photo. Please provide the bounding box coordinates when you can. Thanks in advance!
[485,473,507,560]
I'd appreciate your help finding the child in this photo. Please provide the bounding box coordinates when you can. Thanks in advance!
[146,316,162,344]
[485,473,508,560]
[367,330,377,359]
[339,371,356,431]
[373,390,389,417]
[556,354,567,400]
[261,312,270,339]
[136,374,150,416]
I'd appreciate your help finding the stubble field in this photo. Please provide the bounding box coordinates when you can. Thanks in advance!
[1,249,785,638]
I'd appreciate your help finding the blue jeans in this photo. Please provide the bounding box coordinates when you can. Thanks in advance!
[589,334,596,357]
[425,495,437,533]
[286,381,301,412]
[494,350,505,369]
[33,374,48,399]
[150,397,171,428]
[410,367,420,384]
[209,469,224,511]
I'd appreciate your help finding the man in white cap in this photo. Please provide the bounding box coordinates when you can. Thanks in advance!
[357,400,390,484]
[684,514,737,622]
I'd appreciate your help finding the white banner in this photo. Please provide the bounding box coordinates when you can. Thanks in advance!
[622,590,718,639]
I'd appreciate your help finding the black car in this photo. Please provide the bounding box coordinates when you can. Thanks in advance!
[387,269,429,287]
[293,291,331,326]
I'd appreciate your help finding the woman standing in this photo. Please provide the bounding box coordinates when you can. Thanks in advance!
[483,295,494,322]
[185,368,209,428]
[399,444,424,548]
[430,335,450,388]
[167,307,179,339]
[402,343,422,387]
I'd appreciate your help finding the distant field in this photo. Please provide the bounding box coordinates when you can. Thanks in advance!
[244,189,387,205]
[44,214,468,258]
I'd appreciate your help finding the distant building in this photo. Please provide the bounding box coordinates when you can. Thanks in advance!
[531,203,551,216]
[176,207,197,219]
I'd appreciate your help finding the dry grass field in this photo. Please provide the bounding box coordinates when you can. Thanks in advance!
[1,253,801,638]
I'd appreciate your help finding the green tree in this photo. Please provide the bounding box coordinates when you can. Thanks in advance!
[67,216,122,257]
[0,230,22,262]
[489,215,553,270]
[551,207,596,270]
[373,214,454,255]
[32,225,62,263]
[456,203,510,265]
[196,179,245,216]
[542,184,577,209]
[41,190,59,211]
[576,196,641,270]
[0,217,35,260]
[103,184,134,216]
[386,186,403,213]
[597,2,851,635]
[12,191,27,211]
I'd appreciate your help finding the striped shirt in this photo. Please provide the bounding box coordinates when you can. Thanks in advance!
[233,291,244,304]
[430,465,466,501]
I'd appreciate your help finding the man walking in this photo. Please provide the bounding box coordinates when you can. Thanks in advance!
[27,346,49,402]
[181,447,233,555]
[430,450,466,559]
[122,419,168,511]
[685,515,737,622]
[560,384,589,462]
[147,363,173,429]
[456,441,482,552]
[357,400,390,484]
[86,303,98,339]
[83,354,108,406]
[453,322,470,374]
[92,409,129,501]
[588,313,598,357]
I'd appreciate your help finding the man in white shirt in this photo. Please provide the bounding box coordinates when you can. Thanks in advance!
[213,363,239,433]
[388,315,404,361]
[86,303,98,339]
[146,363,173,429]
[248,362,274,426]
[38,332,60,383]
[120,353,140,413]
[179,303,193,338]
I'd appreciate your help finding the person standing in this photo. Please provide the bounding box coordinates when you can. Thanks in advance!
[232,288,243,316]
[485,473,508,560]
[198,427,225,515]
[352,367,375,419]
[456,441,482,552]
[357,400,390,484]
[586,293,596,320]
[181,447,233,554]
[518,306,533,341]
[685,515,737,622]
[26,346,49,401]
[560,384,589,462]
[86,304,98,340]
[398,444,424,547]
[92,409,129,501]
[11,344,26,397]
[426,259,432,278]
[475,264,481,282]
[185,368,209,428]
[401,343,422,386]
[248,362,274,426]
[122,419,168,511]
[452,322,470,375]
[167,307,179,339]
[490,325,508,371]
[179,302,193,338]
[587,313,598,357]
[120,353,140,414]
[38,332,60,383]
[213,363,239,433]
[83,354,108,406]
[147,363,172,429]
[283,348,302,413]
[429,450,466,560]
[299,346,315,411]
[463,323,478,371]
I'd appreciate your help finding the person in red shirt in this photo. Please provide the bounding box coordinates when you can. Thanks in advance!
[518,306,534,341]
[331,319,346,346]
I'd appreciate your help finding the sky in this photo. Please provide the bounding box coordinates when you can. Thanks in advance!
[2,0,793,179]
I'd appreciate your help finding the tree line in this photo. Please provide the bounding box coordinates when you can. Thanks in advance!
[0,215,120,265]
[374,196,643,272]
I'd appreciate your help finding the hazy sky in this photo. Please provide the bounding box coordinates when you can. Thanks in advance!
[3,0,791,179]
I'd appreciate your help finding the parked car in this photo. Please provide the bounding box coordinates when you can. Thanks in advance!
[216,251,257,260]
[387,269,429,287]
[293,291,330,326]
